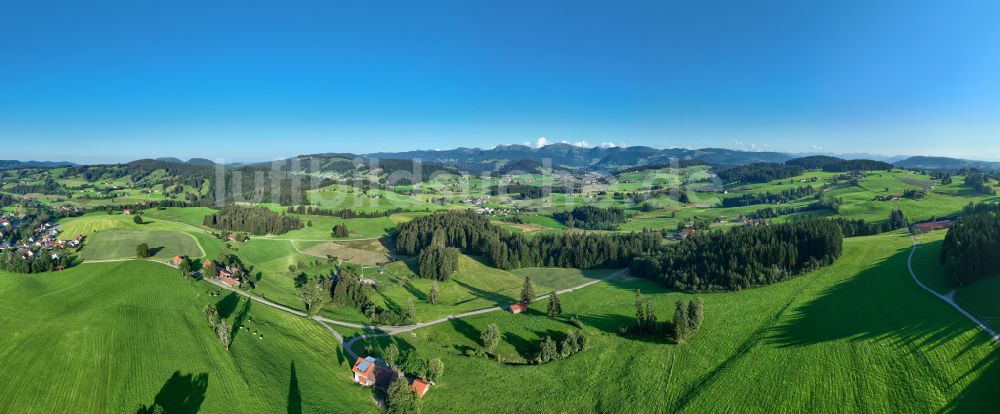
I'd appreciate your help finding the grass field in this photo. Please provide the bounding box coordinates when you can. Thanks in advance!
[80,230,204,261]
[0,261,373,413]
[351,231,1000,412]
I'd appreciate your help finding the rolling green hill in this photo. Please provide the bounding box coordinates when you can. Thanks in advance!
[0,261,372,413]
[352,231,1000,412]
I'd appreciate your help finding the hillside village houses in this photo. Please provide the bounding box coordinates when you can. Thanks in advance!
[351,356,432,398]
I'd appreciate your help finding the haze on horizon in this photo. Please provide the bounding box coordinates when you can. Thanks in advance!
[2,1,999,164]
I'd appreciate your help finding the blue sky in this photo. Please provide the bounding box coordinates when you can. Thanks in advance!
[1,0,999,163]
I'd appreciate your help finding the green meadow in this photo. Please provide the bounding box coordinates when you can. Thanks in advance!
[0,261,373,413]
[80,230,203,261]
[352,231,1000,412]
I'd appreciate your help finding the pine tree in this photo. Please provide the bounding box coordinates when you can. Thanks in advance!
[688,297,704,331]
[429,282,439,305]
[405,299,416,323]
[520,277,535,305]
[546,291,562,317]
[635,290,645,330]
[673,300,689,342]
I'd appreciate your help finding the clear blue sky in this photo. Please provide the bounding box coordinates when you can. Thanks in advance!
[2,0,999,163]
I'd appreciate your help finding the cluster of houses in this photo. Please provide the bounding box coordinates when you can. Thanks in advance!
[351,356,431,398]
[0,215,84,270]
[201,259,244,287]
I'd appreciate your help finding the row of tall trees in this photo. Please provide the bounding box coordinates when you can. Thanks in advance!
[203,204,303,235]
[396,210,662,270]
[630,218,844,291]
[940,210,1000,286]
[285,205,419,218]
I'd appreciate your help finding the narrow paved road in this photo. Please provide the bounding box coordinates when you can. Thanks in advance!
[340,268,629,359]
[907,232,1000,347]
[80,256,626,358]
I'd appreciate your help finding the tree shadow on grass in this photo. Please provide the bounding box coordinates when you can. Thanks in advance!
[768,246,973,350]
[136,371,208,414]
[449,317,482,347]
[231,297,252,344]
[401,280,428,302]
[287,361,302,414]
[453,279,516,304]
[147,246,165,256]
[375,289,402,315]
[503,331,536,360]
[945,348,1000,412]
[216,292,240,319]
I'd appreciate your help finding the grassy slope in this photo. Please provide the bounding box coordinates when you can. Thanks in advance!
[352,231,1000,412]
[80,230,203,260]
[0,261,372,413]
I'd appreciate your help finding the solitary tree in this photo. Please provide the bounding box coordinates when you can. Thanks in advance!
[481,323,501,354]
[546,291,562,317]
[426,358,444,382]
[136,243,150,258]
[429,282,439,305]
[673,300,690,342]
[297,278,327,317]
[133,215,143,224]
[383,342,400,368]
[520,277,536,305]
[405,299,416,323]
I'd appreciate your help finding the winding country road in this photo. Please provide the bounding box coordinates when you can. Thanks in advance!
[82,257,627,359]
[907,232,1000,347]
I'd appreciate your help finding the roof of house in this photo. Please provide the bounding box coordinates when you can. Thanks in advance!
[412,378,430,397]
[509,302,528,313]
[353,356,376,376]
[915,220,954,231]
[173,256,183,264]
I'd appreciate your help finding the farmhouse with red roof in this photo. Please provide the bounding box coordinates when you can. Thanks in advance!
[508,302,528,314]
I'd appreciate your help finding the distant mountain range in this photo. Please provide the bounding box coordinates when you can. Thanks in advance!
[155,157,218,166]
[365,143,792,172]
[5,145,1000,172]
[892,156,1000,170]
[0,160,75,169]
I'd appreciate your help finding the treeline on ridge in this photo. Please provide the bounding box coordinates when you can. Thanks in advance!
[717,163,804,184]
[203,204,303,235]
[395,210,661,270]
[630,218,844,291]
